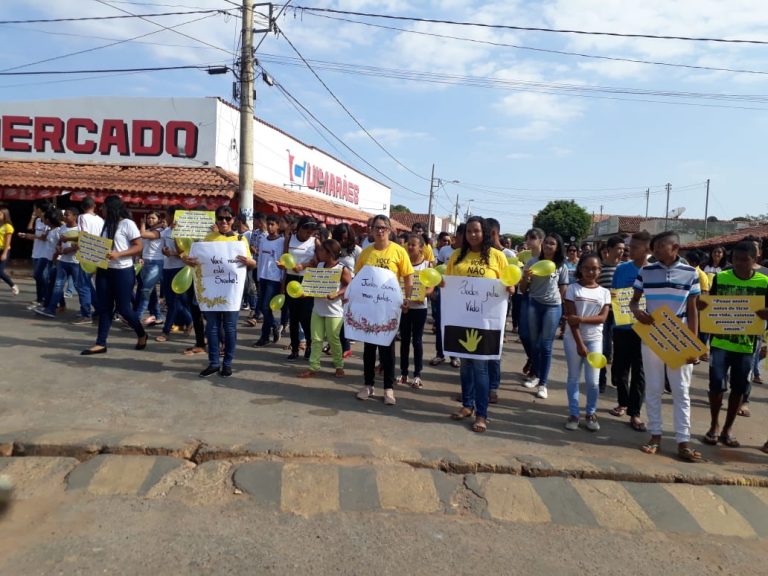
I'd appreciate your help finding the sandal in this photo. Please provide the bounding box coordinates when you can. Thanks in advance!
[155,334,169,343]
[450,407,475,420]
[737,406,751,417]
[183,346,205,355]
[702,431,719,445]
[630,418,647,432]
[450,358,460,368]
[609,406,627,417]
[640,443,660,455]
[334,368,345,378]
[678,447,704,463]
[718,434,741,448]
[245,318,259,327]
[429,356,445,366]
[761,441,768,454]
[489,391,498,404]
[298,370,317,379]
[471,417,487,433]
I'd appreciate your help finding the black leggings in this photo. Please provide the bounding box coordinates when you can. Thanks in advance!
[364,341,396,389]
[186,284,206,348]
[400,307,427,377]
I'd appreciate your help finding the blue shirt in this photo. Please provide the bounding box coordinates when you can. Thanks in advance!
[633,257,700,318]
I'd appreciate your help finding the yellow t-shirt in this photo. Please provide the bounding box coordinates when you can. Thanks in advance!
[355,241,414,278]
[203,231,252,257]
[0,223,14,251]
[696,266,710,292]
[446,248,507,279]
[423,243,435,263]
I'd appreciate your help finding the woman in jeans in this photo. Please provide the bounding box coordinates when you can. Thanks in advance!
[135,211,165,326]
[0,208,19,295]
[81,195,147,355]
[520,232,569,400]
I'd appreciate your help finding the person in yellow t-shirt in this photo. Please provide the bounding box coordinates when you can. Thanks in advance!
[0,208,19,295]
[354,214,414,406]
[445,216,510,434]
[411,222,435,264]
[184,206,255,378]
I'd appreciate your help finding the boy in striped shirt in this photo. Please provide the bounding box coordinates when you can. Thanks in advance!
[630,231,703,462]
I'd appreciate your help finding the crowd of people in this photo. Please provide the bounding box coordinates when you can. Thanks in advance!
[3,196,768,460]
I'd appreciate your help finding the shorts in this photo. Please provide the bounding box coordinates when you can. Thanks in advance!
[708,346,752,395]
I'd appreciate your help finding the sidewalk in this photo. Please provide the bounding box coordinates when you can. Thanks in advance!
[2,277,767,485]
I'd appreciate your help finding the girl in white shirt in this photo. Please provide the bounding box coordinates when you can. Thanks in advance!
[399,234,434,389]
[135,211,165,326]
[81,195,147,356]
[562,253,612,432]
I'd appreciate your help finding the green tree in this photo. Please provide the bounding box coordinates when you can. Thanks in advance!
[391,204,411,213]
[533,200,591,242]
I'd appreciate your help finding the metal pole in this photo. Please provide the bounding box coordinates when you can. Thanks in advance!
[426,163,435,240]
[454,194,459,229]
[703,178,710,239]
[238,0,255,228]
[645,188,649,219]
[664,182,671,232]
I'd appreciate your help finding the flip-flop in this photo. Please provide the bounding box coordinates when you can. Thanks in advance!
[702,432,719,445]
[183,347,205,355]
[630,419,647,432]
[640,443,660,455]
[451,408,475,420]
[761,442,768,454]
[678,447,705,463]
[718,434,741,448]
[737,406,751,417]
[471,418,487,433]
[609,406,627,417]
[155,334,169,343]
[489,391,499,404]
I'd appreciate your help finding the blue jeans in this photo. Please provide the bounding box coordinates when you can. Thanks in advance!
[460,358,490,419]
[135,259,164,320]
[528,299,562,387]
[43,261,80,314]
[709,346,752,396]
[0,260,13,287]
[259,279,282,340]
[204,311,238,368]
[489,359,501,392]
[76,267,97,318]
[32,257,51,303]
[95,267,146,347]
[161,268,192,334]
[564,336,601,417]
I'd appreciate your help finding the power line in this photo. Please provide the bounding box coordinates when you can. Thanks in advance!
[305,12,768,77]
[0,7,237,25]
[291,6,768,46]
[0,64,228,76]
[275,25,432,182]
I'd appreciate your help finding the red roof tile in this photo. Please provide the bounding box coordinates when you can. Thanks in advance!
[682,223,768,249]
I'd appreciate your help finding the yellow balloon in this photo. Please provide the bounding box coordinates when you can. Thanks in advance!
[435,264,447,275]
[419,267,442,288]
[280,253,296,270]
[587,352,608,370]
[286,280,304,298]
[176,237,193,253]
[500,265,522,286]
[80,260,97,274]
[171,266,194,294]
[517,250,533,264]
[269,294,285,311]
[507,256,519,267]
[134,262,143,275]
[530,260,556,276]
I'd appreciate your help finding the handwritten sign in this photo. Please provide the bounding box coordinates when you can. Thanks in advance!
[77,231,113,269]
[699,295,766,335]
[632,305,707,369]
[611,287,646,326]
[188,241,247,312]
[441,276,508,360]
[400,275,425,301]
[343,265,403,346]
[301,267,342,297]
[172,210,216,239]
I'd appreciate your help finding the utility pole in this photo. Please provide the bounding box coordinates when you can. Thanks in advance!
[453,194,459,230]
[703,178,711,239]
[238,0,255,228]
[644,188,649,219]
[426,163,435,240]
[664,182,671,232]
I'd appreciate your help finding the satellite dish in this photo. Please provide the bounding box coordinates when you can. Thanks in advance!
[667,206,686,219]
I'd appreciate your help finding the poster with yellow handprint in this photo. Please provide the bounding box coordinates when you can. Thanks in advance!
[440,276,509,360]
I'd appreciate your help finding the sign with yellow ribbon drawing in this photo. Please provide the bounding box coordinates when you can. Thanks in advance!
[188,241,248,312]
[632,305,707,369]
[611,287,645,326]
[301,267,342,297]
[699,295,766,335]
[440,276,508,360]
[77,231,113,269]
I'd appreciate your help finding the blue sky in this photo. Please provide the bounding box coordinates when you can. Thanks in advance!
[2,0,768,233]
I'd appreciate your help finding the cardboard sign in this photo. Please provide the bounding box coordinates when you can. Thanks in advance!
[440,276,508,360]
[699,295,766,336]
[301,267,342,297]
[343,265,403,346]
[611,287,646,326]
[77,231,113,269]
[172,210,215,239]
[400,275,425,302]
[188,241,248,312]
[632,305,707,369]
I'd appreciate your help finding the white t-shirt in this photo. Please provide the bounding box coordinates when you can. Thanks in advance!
[437,245,454,264]
[411,260,429,309]
[564,282,611,342]
[257,235,284,282]
[288,234,316,277]
[78,212,105,236]
[58,225,79,263]
[103,219,141,269]
[142,228,164,261]
[338,245,362,273]
[311,262,344,318]
[31,218,49,259]
[161,227,184,269]
[503,247,517,259]
[39,225,59,261]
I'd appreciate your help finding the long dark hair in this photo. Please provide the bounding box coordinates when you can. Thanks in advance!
[332,223,358,254]
[101,195,130,239]
[542,232,565,268]
[456,216,492,265]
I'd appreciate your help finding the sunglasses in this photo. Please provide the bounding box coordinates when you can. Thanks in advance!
[374,226,389,232]
[217,216,233,222]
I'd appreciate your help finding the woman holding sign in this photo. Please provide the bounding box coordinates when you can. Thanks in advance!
[354,214,414,406]
[81,195,147,355]
[446,216,510,433]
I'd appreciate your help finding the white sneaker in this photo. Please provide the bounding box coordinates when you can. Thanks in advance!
[535,386,548,399]
[523,377,540,389]
[384,388,396,405]
[356,386,374,400]
[585,414,600,432]
[564,416,580,431]
[11,285,19,296]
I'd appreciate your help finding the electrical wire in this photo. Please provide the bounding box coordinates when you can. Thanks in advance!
[291,6,768,46]
[0,7,237,25]
[0,64,228,76]
[276,25,432,182]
